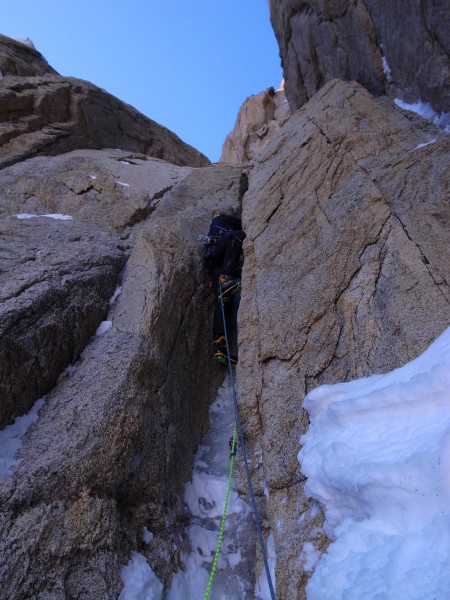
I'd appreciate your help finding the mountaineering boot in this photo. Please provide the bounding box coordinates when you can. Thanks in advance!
[213,335,232,366]
[213,335,227,354]
[214,352,238,367]
[219,274,241,302]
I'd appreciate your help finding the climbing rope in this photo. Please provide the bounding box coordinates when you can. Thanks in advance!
[203,280,276,599]
[203,423,237,600]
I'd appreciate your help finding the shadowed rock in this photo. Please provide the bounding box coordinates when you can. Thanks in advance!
[269,0,450,115]
[0,163,246,598]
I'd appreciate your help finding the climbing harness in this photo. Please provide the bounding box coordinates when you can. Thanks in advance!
[203,280,276,600]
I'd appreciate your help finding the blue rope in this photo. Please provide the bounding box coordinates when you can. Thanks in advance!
[218,280,276,600]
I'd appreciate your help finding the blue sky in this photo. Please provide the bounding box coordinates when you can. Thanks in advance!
[1,1,283,162]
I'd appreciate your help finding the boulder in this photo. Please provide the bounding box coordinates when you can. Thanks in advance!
[269,0,450,115]
[220,85,290,164]
[236,79,450,599]
[0,162,246,598]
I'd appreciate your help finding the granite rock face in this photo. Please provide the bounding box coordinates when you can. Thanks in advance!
[220,85,290,164]
[0,216,125,429]
[0,160,246,598]
[0,34,247,599]
[236,79,450,598]
[0,148,193,230]
[0,35,209,169]
[0,34,57,77]
[269,0,450,114]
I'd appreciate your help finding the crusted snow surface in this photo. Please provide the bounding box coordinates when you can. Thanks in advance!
[299,326,450,599]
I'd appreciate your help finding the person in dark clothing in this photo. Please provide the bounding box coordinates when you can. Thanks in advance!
[200,214,246,366]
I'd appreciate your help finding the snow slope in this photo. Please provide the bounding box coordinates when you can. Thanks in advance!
[299,326,450,599]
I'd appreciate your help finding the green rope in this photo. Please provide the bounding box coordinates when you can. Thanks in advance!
[203,422,237,600]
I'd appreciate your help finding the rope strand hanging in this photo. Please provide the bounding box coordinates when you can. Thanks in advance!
[211,280,276,599]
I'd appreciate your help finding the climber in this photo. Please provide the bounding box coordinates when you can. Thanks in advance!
[200,214,246,367]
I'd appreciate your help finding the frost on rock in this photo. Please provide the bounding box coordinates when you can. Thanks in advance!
[298,326,450,600]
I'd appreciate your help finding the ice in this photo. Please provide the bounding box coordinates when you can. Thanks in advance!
[0,397,45,476]
[119,552,163,600]
[298,326,450,599]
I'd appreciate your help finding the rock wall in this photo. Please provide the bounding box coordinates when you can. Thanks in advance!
[0,35,209,169]
[236,79,450,598]
[2,16,450,599]
[220,85,290,164]
[0,34,57,77]
[0,34,247,599]
[0,156,246,597]
[269,0,450,114]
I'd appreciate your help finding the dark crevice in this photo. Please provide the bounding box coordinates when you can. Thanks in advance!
[393,213,450,304]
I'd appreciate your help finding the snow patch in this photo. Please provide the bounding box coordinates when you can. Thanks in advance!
[15,213,74,220]
[300,541,321,573]
[168,378,253,598]
[142,527,154,545]
[412,138,436,151]
[95,321,112,336]
[379,45,392,82]
[109,286,122,305]
[299,326,450,599]
[394,98,450,132]
[116,181,130,187]
[13,36,36,49]
[65,364,78,377]
[0,397,45,475]
[119,552,163,600]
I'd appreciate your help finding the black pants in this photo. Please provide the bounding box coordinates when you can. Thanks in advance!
[213,293,240,359]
